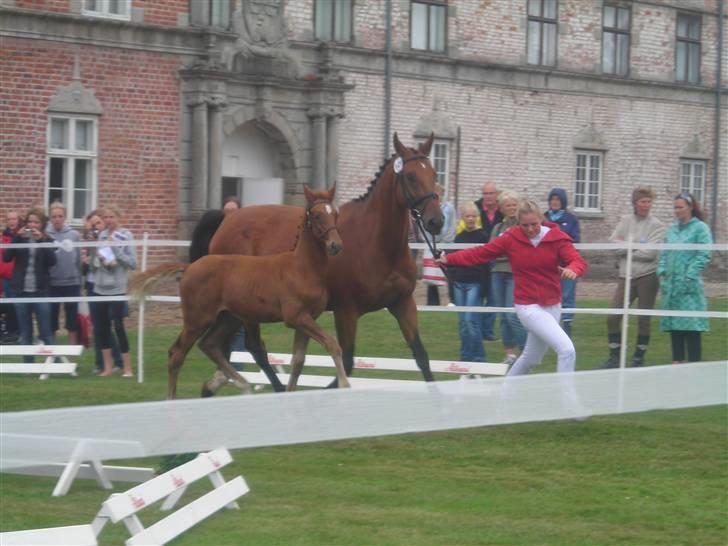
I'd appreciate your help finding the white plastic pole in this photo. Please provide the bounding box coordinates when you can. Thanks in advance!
[620,235,634,370]
[137,232,149,384]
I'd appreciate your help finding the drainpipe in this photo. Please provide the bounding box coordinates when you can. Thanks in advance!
[711,0,723,237]
[384,0,392,157]
[454,126,461,211]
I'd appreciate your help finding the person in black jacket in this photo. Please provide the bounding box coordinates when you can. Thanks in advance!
[449,203,490,362]
[3,207,57,361]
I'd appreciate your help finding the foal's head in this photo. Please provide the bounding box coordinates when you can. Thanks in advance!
[392,133,444,236]
[304,184,343,256]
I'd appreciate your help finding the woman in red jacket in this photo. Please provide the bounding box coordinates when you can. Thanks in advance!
[438,200,587,376]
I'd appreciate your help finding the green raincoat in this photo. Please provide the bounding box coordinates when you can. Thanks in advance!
[657,217,712,332]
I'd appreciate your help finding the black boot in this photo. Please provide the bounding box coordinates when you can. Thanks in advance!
[632,335,649,367]
[600,333,621,369]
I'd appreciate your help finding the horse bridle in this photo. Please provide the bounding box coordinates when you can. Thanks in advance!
[306,200,338,240]
[396,154,452,281]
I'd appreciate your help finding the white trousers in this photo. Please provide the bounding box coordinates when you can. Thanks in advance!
[508,303,576,376]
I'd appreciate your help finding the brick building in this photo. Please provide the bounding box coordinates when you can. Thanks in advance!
[1,0,726,255]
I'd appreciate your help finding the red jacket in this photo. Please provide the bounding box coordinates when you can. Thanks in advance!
[446,221,587,306]
[0,230,15,295]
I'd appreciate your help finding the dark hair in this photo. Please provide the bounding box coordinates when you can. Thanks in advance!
[675,192,706,222]
[25,207,48,231]
[222,196,241,209]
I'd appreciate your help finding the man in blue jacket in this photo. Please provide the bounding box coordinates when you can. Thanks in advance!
[544,188,581,338]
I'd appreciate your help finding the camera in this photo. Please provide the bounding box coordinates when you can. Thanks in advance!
[91,228,100,239]
[23,228,33,237]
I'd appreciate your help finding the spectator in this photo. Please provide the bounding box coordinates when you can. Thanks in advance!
[601,187,666,368]
[222,195,242,214]
[658,192,712,363]
[544,188,581,338]
[91,206,136,377]
[1,210,22,343]
[438,200,588,377]
[82,210,122,373]
[448,203,489,362]
[46,202,82,345]
[424,184,456,305]
[2,208,57,361]
[475,182,503,341]
[489,190,527,366]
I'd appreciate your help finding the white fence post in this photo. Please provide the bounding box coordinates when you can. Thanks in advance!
[137,232,149,384]
[619,235,634,370]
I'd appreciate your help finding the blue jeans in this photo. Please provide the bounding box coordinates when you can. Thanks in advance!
[490,271,527,348]
[453,281,486,362]
[560,278,577,322]
[14,292,55,363]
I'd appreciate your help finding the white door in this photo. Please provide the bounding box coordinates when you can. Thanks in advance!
[242,178,284,206]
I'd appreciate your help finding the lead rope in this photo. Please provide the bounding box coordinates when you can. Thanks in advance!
[411,209,453,283]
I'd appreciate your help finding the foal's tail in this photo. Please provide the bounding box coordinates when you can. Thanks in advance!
[128,263,188,301]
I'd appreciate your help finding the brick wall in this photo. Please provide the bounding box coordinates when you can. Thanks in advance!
[0,38,182,261]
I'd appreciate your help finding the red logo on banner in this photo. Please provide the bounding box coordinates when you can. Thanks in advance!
[35,347,53,355]
[171,474,185,488]
[354,359,376,368]
[446,363,470,373]
[269,356,286,364]
[210,456,221,468]
[130,495,146,509]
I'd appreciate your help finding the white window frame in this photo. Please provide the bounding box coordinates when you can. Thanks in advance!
[680,159,706,207]
[431,140,450,197]
[675,12,701,83]
[527,0,558,66]
[410,1,447,53]
[46,115,98,225]
[602,4,631,76]
[82,0,131,21]
[573,150,603,212]
[314,0,353,43]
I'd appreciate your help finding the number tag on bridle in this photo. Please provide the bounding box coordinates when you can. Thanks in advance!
[393,157,403,174]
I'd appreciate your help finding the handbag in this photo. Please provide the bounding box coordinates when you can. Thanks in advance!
[421,249,446,287]
[77,313,92,348]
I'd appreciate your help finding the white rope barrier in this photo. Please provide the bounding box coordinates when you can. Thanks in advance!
[0,362,725,470]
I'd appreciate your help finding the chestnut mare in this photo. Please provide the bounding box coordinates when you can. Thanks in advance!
[132,186,348,398]
[193,133,444,394]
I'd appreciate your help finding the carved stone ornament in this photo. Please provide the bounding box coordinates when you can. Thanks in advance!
[573,123,607,151]
[681,134,711,159]
[414,97,456,140]
[48,56,102,115]
[232,0,302,79]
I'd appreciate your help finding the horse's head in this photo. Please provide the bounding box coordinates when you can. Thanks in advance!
[304,183,343,256]
[392,132,444,235]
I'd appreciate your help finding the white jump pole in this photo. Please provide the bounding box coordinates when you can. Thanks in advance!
[137,232,149,384]
[618,235,634,412]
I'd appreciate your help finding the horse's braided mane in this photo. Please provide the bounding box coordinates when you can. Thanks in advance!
[353,154,397,203]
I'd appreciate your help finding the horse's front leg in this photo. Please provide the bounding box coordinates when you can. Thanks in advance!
[287,330,310,391]
[245,322,286,393]
[292,314,350,389]
[387,295,434,382]
[329,308,359,388]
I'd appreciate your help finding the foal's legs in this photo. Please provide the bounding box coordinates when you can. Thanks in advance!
[329,308,359,388]
[244,322,286,393]
[198,312,252,397]
[287,330,310,391]
[167,325,205,399]
[388,295,434,382]
[291,314,350,388]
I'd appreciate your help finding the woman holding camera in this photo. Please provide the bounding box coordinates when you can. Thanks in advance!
[2,207,57,360]
[91,206,136,377]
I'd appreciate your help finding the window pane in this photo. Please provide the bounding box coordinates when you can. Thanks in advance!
[85,0,98,10]
[75,120,92,151]
[411,3,427,50]
[543,0,557,19]
[429,5,446,51]
[51,119,69,149]
[604,5,615,28]
[688,43,700,82]
[315,0,332,41]
[603,32,615,73]
[211,0,229,27]
[74,189,91,220]
[527,21,541,64]
[49,157,66,189]
[617,7,629,29]
[74,159,90,190]
[542,22,557,65]
[616,33,629,75]
[688,17,701,40]
[676,42,687,80]
[334,0,351,42]
[528,0,541,17]
[677,15,688,38]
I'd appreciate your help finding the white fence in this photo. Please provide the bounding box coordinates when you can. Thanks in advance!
[1,237,726,383]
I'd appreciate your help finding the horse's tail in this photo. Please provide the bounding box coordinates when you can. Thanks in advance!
[128,263,188,301]
[189,209,225,262]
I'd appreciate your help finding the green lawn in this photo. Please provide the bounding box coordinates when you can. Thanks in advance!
[1,298,726,545]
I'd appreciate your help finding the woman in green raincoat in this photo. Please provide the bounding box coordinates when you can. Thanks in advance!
[657,192,712,363]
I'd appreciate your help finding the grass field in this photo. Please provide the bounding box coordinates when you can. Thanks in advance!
[1,298,726,545]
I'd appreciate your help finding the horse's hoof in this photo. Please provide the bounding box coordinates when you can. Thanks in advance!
[200,383,214,398]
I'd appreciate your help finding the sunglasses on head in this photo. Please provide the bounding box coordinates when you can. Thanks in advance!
[677,192,693,205]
